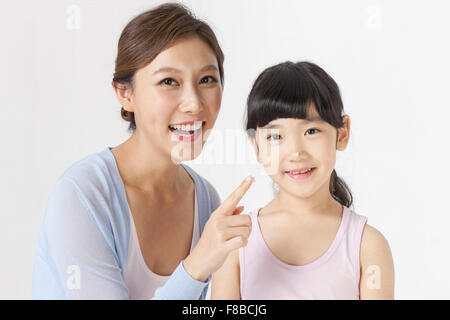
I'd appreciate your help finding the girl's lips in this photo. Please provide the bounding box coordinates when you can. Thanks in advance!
[286,168,315,180]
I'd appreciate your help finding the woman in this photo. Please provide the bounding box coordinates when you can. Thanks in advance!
[32,3,253,299]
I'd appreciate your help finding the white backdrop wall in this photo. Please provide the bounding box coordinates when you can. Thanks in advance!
[1,0,449,299]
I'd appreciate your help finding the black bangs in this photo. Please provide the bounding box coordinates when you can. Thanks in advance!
[245,61,345,136]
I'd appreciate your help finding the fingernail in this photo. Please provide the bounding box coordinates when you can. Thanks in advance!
[245,175,253,182]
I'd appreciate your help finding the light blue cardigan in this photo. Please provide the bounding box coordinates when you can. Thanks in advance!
[32,147,220,299]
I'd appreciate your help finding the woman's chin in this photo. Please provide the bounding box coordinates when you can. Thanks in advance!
[169,142,204,164]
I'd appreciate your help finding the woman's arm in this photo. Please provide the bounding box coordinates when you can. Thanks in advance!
[33,178,129,299]
[152,260,209,300]
[359,224,395,299]
[154,177,251,299]
[211,249,241,300]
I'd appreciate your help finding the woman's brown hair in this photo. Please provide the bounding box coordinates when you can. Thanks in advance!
[112,2,224,132]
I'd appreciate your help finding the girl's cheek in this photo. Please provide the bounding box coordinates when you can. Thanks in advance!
[259,145,283,176]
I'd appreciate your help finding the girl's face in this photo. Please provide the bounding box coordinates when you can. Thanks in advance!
[116,36,222,163]
[250,107,350,199]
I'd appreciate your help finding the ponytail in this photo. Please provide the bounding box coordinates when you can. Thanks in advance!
[329,169,353,208]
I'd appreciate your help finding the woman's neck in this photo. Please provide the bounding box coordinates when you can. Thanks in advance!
[111,132,190,199]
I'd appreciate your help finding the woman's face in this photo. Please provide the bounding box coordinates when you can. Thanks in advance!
[122,36,222,163]
[250,107,350,199]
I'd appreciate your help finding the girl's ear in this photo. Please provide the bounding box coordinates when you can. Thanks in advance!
[112,81,135,113]
[336,115,351,151]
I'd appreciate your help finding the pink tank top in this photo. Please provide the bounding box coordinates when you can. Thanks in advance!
[239,206,368,300]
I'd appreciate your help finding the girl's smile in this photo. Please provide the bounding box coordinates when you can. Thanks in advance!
[285,167,316,180]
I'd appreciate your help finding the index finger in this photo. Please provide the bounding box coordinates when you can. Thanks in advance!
[218,176,254,215]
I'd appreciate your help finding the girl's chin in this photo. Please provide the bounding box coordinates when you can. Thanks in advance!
[275,184,317,199]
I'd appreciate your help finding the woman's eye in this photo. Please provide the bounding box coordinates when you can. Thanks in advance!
[200,76,217,84]
[267,134,282,141]
[305,128,319,135]
[160,78,178,86]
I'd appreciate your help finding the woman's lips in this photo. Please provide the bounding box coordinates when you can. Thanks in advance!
[171,128,202,142]
[168,121,204,142]
[285,168,315,180]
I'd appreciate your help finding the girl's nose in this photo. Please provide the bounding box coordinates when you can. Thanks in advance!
[287,137,305,158]
[289,151,305,161]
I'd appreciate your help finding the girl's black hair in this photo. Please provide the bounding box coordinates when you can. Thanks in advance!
[245,61,353,208]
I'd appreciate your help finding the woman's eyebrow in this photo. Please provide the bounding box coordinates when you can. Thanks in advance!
[152,64,218,76]
[200,64,219,72]
[152,67,182,75]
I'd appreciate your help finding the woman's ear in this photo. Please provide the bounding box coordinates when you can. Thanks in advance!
[336,115,351,151]
[112,81,135,113]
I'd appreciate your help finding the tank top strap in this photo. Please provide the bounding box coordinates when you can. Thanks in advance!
[345,207,369,281]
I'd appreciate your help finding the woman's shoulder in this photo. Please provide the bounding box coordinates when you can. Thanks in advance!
[57,147,116,189]
[46,147,126,222]
[42,147,130,260]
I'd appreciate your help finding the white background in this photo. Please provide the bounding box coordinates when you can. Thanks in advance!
[1,0,449,299]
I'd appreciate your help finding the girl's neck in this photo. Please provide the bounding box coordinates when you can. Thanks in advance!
[111,131,190,198]
[267,179,342,218]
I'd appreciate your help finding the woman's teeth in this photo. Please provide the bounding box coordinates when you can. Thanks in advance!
[168,122,203,133]
[168,121,204,142]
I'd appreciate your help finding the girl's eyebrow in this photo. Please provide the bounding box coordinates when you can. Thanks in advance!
[262,116,323,129]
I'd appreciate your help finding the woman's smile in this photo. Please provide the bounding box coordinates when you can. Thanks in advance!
[168,120,205,142]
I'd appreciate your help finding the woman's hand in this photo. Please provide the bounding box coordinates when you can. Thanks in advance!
[183,176,254,282]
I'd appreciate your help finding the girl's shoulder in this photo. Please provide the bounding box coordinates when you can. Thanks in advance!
[345,206,368,223]
[359,222,395,298]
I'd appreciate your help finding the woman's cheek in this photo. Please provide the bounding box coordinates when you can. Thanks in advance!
[208,90,222,117]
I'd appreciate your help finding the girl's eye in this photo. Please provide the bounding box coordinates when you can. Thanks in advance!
[267,134,282,141]
[160,78,178,86]
[200,76,217,84]
[305,128,319,135]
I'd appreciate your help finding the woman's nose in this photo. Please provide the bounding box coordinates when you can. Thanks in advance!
[179,86,203,114]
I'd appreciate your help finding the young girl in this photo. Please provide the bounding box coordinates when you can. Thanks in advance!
[211,61,395,300]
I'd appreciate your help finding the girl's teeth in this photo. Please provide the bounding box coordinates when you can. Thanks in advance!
[291,168,312,174]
